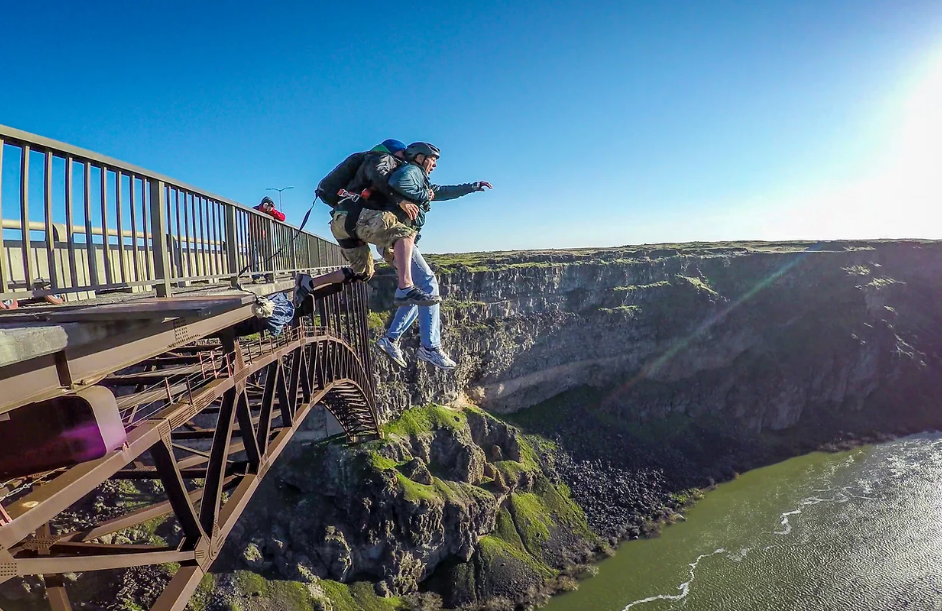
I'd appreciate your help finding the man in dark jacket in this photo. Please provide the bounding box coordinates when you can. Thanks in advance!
[375,142,491,371]
[328,140,436,307]
[317,139,405,209]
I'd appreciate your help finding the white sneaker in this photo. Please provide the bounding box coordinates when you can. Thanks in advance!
[377,336,407,368]
[293,273,314,307]
[417,346,456,370]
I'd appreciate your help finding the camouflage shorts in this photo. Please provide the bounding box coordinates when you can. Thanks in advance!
[329,210,415,279]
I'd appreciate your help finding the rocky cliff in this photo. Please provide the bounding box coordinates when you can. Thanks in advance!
[370,241,942,438]
[218,240,942,611]
[210,405,604,611]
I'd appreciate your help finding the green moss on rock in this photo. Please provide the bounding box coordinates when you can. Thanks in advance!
[320,580,403,611]
[383,404,466,437]
[229,571,331,611]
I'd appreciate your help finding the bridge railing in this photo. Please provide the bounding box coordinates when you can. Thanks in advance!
[0,124,342,301]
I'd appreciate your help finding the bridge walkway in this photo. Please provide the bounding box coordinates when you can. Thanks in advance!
[0,125,380,611]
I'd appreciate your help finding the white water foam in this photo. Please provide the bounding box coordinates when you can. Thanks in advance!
[621,548,726,610]
[774,484,877,536]
[774,510,801,535]
[842,485,877,501]
[616,468,887,610]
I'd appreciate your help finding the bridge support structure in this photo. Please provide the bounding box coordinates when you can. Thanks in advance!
[0,266,380,611]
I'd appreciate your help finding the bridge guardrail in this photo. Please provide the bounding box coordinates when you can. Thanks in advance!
[0,124,341,300]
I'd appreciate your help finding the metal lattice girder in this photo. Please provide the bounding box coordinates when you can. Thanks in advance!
[0,281,381,611]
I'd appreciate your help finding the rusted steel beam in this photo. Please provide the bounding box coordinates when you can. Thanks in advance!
[256,361,278,457]
[198,387,236,535]
[0,303,257,415]
[112,465,240,480]
[235,392,261,472]
[61,494,197,543]
[150,564,204,611]
[287,346,303,414]
[12,549,194,574]
[0,424,162,550]
[213,400,314,555]
[139,355,206,366]
[275,361,293,423]
[101,365,205,386]
[58,476,236,544]
[148,440,207,547]
[0,373,237,549]
[0,280,380,611]
[45,574,73,611]
[44,542,177,555]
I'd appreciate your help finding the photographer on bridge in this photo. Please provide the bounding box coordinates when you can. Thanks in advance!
[249,196,286,282]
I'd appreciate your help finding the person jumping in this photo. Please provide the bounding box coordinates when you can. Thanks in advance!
[375,142,491,370]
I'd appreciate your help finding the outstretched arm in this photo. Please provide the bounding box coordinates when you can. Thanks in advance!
[432,181,492,201]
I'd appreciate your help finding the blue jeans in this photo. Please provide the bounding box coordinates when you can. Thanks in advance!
[386,247,441,349]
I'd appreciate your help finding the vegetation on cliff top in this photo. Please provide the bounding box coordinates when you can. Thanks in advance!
[222,570,404,611]
[382,403,468,437]
[424,241,894,274]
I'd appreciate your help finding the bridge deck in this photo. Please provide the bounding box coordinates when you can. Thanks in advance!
[0,281,379,611]
[0,278,300,384]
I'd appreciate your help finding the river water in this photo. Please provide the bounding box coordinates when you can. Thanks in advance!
[544,433,942,611]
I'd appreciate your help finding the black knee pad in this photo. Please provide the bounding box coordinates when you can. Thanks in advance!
[337,237,363,249]
[341,267,370,284]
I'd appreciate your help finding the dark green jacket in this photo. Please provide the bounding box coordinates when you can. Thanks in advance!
[344,144,406,211]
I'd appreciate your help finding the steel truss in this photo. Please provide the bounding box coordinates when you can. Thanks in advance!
[0,281,379,611]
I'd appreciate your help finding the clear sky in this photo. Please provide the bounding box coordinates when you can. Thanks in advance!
[1,1,940,253]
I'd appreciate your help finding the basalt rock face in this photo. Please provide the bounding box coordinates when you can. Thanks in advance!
[216,406,598,609]
[369,241,942,436]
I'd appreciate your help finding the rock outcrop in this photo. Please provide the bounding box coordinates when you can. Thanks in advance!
[213,405,599,610]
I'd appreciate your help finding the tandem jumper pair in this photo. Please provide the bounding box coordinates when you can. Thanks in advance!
[315,139,492,370]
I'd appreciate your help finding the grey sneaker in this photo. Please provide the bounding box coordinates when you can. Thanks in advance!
[394,286,441,307]
[417,346,457,370]
[377,336,407,368]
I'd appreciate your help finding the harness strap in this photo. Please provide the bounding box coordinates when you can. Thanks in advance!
[343,203,364,240]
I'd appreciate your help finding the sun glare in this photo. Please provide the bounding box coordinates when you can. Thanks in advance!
[776,51,942,240]
[890,51,942,201]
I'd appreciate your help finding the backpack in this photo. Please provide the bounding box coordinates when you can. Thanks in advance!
[316,152,368,208]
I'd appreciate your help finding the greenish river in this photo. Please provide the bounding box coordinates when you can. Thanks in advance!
[544,434,942,611]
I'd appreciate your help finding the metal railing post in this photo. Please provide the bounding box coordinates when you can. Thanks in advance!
[149,179,172,297]
[225,204,239,288]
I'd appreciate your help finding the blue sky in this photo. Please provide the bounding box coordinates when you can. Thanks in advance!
[1,0,941,253]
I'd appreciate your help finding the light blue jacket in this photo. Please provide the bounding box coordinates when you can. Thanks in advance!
[387,163,477,230]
